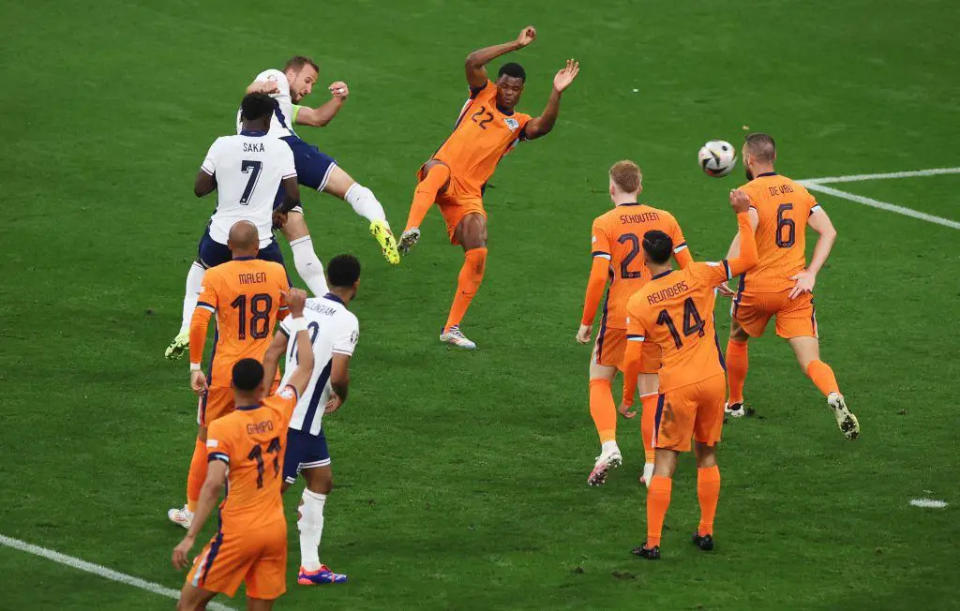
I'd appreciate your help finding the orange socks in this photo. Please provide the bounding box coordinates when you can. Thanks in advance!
[725,339,749,404]
[186,438,207,512]
[588,378,617,443]
[444,247,487,331]
[806,359,840,397]
[696,465,721,536]
[640,393,658,463]
[646,475,672,547]
[405,164,451,232]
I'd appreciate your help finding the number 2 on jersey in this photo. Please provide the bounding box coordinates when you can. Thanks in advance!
[470,106,494,129]
[239,160,263,204]
[617,233,644,279]
[656,298,705,349]
[288,321,320,361]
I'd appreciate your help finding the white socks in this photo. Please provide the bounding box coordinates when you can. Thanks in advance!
[298,488,327,571]
[601,440,619,455]
[289,236,329,296]
[344,183,387,224]
[180,262,206,333]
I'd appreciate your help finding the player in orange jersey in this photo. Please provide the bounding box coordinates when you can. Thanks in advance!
[721,133,859,439]
[168,221,292,529]
[172,287,315,610]
[398,26,580,349]
[621,189,759,560]
[576,161,692,487]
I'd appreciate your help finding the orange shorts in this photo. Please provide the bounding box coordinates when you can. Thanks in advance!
[186,522,287,599]
[420,165,485,244]
[732,290,817,339]
[653,373,726,452]
[198,379,280,427]
[594,328,661,373]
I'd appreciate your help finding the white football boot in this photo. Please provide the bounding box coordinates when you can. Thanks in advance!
[827,393,860,440]
[724,402,746,418]
[398,227,421,256]
[440,325,476,350]
[587,444,622,486]
[639,462,655,489]
[167,505,194,529]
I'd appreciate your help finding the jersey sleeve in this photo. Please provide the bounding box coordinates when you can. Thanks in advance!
[196,269,219,313]
[206,421,233,466]
[668,215,689,257]
[279,141,297,180]
[591,218,612,259]
[200,138,222,176]
[692,261,733,287]
[803,185,823,216]
[332,315,359,356]
[469,79,494,99]
[271,384,300,429]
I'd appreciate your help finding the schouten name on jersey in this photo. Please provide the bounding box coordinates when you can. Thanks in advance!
[279,295,359,436]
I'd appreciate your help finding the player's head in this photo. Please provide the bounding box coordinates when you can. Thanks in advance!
[327,253,361,300]
[227,220,260,258]
[232,358,266,399]
[496,63,526,110]
[240,93,275,131]
[742,132,776,180]
[642,230,673,266]
[283,55,320,103]
[608,160,643,201]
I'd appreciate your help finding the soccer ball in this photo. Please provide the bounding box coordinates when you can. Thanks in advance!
[698,140,736,177]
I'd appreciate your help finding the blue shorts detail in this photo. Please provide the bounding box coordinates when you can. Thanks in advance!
[196,225,286,269]
[283,427,331,483]
[273,136,338,210]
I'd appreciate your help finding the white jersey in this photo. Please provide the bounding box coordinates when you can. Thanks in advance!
[236,69,297,138]
[280,295,359,436]
[201,133,296,248]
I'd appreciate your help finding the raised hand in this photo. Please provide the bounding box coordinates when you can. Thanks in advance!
[285,288,308,317]
[328,81,349,100]
[729,189,752,213]
[553,59,580,93]
[516,26,536,47]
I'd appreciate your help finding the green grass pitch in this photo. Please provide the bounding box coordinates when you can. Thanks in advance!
[2,0,959,608]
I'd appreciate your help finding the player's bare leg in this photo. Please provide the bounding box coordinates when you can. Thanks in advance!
[177,582,217,611]
[633,448,679,560]
[400,160,451,255]
[789,335,859,439]
[691,441,720,551]
[636,373,659,487]
[323,166,399,264]
[280,212,329,296]
[246,597,277,611]
[288,466,347,585]
[724,321,750,418]
[587,358,620,487]
[440,213,487,349]
[169,425,208,529]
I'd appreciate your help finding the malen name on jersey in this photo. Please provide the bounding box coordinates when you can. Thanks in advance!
[238,272,267,285]
[242,142,265,153]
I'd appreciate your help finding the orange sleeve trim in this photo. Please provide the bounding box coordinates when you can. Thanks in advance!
[621,339,644,406]
[189,307,214,365]
[727,212,758,276]
[580,257,609,325]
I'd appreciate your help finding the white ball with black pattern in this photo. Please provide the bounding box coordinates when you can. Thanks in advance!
[698,140,737,177]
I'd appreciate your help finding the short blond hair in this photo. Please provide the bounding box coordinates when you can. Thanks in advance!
[609,160,642,193]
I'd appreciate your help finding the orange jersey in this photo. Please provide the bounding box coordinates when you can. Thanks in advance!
[589,204,689,329]
[739,173,821,294]
[433,80,531,194]
[626,262,732,392]
[194,258,289,387]
[206,386,298,534]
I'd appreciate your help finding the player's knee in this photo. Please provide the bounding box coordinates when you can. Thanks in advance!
[282,213,309,240]
[729,324,749,342]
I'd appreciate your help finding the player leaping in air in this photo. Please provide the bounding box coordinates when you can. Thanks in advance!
[398,27,579,349]
[721,133,859,439]
[166,56,399,359]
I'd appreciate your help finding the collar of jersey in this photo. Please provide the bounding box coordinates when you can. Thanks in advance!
[240,129,268,137]
[652,269,674,280]
[233,256,255,261]
[757,171,778,177]
[495,103,515,116]
[616,202,641,207]
[323,292,345,305]
[236,403,260,411]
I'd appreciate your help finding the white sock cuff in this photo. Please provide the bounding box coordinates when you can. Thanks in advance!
[303,488,327,503]
[289,235,313,248]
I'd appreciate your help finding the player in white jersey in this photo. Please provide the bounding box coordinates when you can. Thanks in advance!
[261,253,360,586]
[245,56,399,276]
[164,94,300,359]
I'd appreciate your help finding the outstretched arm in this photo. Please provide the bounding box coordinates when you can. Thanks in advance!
[294,82,350,127]
[726,190,759,277]
[789,207,837,299]
[172,460,226,569]
[523,60,580,140]
[465,26,536,90]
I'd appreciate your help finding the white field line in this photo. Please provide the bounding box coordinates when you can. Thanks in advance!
[801,167,960,185]
[0,534,236,611]
[801,182,960,230]
[909,498,948,509]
